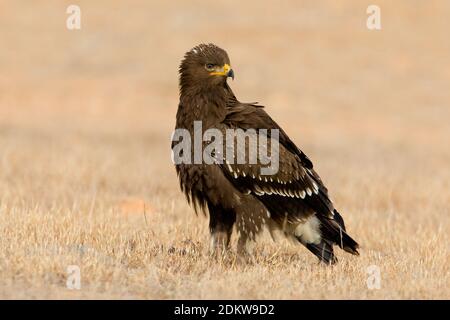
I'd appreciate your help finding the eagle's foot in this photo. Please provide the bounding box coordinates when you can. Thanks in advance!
[237,236,253,256]
[209,231,231,256]
[236,235,256,264]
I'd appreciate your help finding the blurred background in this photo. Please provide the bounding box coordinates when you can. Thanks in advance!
[0,0,448,299]
[1,0,448,144]
[1,0,448,212]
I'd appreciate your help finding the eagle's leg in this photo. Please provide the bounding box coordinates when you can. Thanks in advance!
[237,232,253,256]
[207,203,236,254]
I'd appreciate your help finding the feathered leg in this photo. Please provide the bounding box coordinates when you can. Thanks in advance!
[208,203,236,253]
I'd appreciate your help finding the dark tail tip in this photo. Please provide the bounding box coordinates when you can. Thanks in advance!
[339,230,360,255]
[327,210,360,256]
[304,240,338,265]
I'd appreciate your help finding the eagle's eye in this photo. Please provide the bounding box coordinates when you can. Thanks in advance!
[205,63,215,71]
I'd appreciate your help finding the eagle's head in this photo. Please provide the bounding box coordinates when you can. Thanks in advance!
[179,43,234,91]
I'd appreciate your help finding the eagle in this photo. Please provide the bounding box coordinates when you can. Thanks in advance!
[172,43,359,264]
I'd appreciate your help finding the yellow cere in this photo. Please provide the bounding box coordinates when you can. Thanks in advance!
[210,63,231,76]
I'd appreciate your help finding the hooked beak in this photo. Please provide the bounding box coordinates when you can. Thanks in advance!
[227,68,234,80]
[211,63,234,80]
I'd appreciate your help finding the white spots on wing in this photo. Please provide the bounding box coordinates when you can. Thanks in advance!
[248,176,318,200]
[233,172,238,179]
[254,185,265,196]
[312,182,319,194]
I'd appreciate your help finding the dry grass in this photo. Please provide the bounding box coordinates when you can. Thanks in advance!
[0,0,449,299]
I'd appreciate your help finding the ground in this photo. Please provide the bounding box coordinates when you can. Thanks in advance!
[0,1,448,299]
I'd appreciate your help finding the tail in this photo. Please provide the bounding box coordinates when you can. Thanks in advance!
[296,210,359,265]
[305,239,338,265]
[319,209,359,255]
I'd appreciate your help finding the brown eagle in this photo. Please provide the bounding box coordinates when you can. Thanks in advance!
[173,43,359,264]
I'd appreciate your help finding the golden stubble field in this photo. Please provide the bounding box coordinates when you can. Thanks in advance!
[0,1,449,299]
